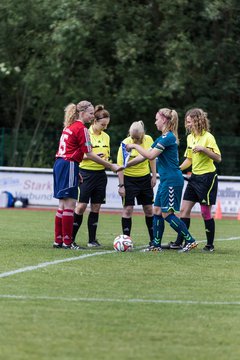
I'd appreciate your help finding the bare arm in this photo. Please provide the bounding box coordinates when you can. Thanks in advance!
[193,146,222,163]
[117,171,125,196]
[126,154,146,167]
[86,151,119,172]
[116,154,146,172]
[117,170,124,185]
[126,143,161,161]
[180,158,192,171]
[149,159,157,187]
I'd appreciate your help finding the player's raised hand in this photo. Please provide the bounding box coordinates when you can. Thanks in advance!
[125,143,136,151]
[193,145,204,153]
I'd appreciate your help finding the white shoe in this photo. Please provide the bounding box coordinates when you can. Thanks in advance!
[179,241,198,253]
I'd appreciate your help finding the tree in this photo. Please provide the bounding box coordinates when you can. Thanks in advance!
[0,0,239,172]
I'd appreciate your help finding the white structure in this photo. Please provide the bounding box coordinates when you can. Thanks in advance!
[0,166,240,214]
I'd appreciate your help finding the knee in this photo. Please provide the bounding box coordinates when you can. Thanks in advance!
[91,204,101,213]
[200,205,212,220]
[123,206,133,218]
[153,206,162,216]
[143,206,153,217]
[75,202,86,215]
[179,207,191,218]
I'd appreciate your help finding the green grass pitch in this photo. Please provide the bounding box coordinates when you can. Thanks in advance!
[0,208,240,360]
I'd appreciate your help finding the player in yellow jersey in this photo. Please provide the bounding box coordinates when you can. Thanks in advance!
[117,121,157,246]
[72,105,111,247]
[170,108,221,252]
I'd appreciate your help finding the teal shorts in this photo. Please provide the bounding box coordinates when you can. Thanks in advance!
[154,184,183,213]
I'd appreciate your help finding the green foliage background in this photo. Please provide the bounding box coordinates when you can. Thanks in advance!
[0,0,239,173]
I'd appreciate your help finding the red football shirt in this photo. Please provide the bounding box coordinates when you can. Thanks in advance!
[56,121,92,163]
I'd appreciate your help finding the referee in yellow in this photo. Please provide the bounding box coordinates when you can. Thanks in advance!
[170,108,221,252]
[72,104,111,247]
[117,121,157,246]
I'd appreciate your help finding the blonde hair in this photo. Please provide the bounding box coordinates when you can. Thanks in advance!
[185,108,210,135]
[93,104,110,122]
[158,108,179,143]
[63,100,93,128]
[128,120,145,141]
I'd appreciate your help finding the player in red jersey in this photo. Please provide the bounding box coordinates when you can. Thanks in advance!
[53,100,119,250]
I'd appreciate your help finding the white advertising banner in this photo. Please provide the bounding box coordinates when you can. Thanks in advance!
[217,182,240,214]
[0,168,58,206]
[0,167,239,214]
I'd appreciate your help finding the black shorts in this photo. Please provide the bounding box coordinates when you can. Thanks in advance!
[123,174,154,206]
[78,169,107,204]
[183,171,218,205]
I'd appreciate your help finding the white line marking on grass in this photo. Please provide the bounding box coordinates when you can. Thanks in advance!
[0,294,240,306]
[0,236,239,279]
[215,236,240,241]
[0,250,114,278]
[173,236,240,244]
[164,236,240,245]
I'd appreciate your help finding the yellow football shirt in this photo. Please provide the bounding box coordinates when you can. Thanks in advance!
[184,131,221,175]
[117,135,154,177]
[80,126,110,170]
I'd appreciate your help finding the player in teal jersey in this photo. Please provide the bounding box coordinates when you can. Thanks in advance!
[125,108,198,252]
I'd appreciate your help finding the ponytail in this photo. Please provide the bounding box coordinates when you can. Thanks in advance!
[158,108,179,143]
[64,103,77,128]
[63,100,93,128]
[94,104,110,121]
[128,120,145,140]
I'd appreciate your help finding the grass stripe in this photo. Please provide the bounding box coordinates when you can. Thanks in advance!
[0,294,240,306]
[0,236,239,279]
[0,250,114,278]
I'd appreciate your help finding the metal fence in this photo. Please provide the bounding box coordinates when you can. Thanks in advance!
[0,127,239,175]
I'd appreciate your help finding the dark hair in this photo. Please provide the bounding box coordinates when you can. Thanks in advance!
[94,104,110,121]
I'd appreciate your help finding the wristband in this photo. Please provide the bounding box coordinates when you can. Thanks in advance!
[118,184,124,188]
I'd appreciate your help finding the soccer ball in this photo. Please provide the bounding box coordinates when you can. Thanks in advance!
[113,235,133,252]
[14,200,23,208]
